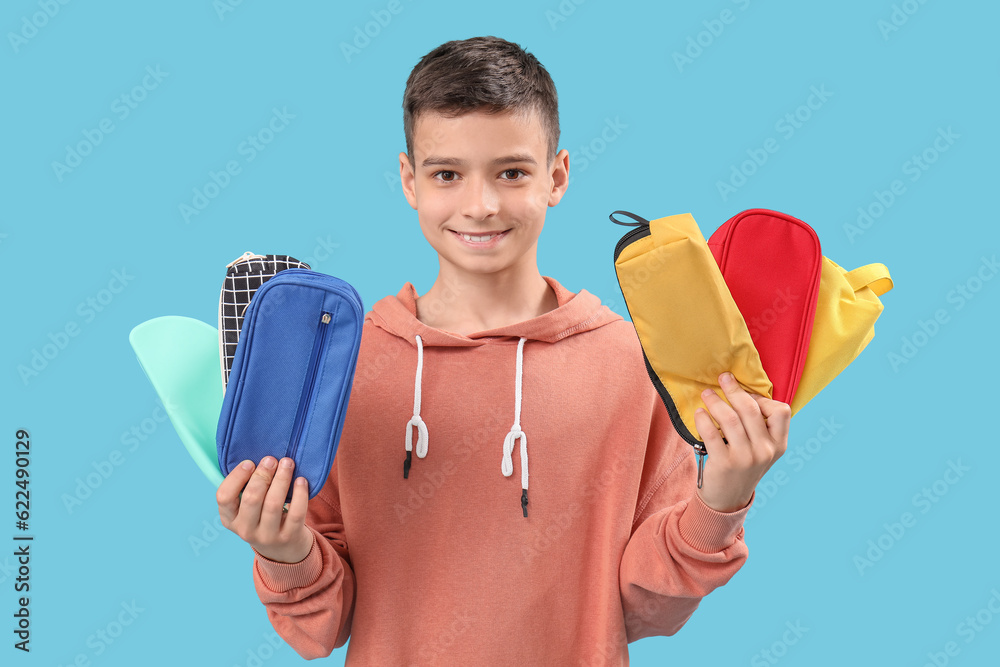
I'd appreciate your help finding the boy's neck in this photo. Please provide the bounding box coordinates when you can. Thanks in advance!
[415,264,559,335]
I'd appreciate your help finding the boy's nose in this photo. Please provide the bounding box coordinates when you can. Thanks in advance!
[460,176,500,220]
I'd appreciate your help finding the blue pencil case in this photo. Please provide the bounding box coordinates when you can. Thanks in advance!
[216,268,363,503]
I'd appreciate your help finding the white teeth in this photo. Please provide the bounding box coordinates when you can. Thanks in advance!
[460,232,500,243]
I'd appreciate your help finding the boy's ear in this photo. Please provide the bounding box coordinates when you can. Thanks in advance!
[547,149,571,207]
[399,152,418,210]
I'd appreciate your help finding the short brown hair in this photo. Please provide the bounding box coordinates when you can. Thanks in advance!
[402,36,560,168]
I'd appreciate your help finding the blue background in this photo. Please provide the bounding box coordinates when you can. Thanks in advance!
[3,1,998,665]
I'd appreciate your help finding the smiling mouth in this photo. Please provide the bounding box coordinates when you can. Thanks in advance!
[451,229,510,243]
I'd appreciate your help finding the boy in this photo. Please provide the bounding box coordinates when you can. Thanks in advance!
[216,36,790,665]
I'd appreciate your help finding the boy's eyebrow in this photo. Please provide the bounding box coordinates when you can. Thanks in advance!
[421,153,538,168]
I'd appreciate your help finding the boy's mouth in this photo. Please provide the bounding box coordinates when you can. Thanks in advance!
[450,229,511,246]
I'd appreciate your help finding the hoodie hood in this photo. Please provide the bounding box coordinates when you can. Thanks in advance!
[367,275,622,517]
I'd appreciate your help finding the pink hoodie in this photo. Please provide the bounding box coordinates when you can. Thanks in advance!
[250,276,754,665]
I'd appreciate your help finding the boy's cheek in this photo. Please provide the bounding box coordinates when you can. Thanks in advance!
[524,190,553,217]
[417,206,452,232]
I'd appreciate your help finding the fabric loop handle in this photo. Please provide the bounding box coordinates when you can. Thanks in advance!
[609,210,650,227]
[845,262,893,296]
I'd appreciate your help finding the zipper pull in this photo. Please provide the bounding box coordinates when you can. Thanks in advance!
[226,251,266,268]
[321,312,331,324]
[694,442,707,489]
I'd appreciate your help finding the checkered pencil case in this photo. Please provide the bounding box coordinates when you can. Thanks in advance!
[219,252,310,392]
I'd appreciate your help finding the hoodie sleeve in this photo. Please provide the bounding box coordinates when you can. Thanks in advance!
[250,456,356,660]
[618,391,753,643]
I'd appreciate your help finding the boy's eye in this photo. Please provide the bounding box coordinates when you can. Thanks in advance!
[501,169,526,180]
[434,170,456,182]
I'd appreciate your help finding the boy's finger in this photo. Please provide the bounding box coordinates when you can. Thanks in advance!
[217,460,255,525]
[259,458,296,536]
[701,387,749,447]
[282,475,310,535]
[750,394,792,446]
[239,456,280,527]
[694,406,728,461]
[718,373,769,445]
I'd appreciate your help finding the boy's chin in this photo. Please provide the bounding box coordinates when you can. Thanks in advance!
[446,259,509,276]
[438,252,519,277]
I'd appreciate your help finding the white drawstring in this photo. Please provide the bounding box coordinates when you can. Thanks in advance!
[404,334,428,478]
[403,333,530,516]
[501,337,529,517]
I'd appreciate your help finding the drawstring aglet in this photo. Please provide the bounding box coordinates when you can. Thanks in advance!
[521,488,528,517]
[403,450,412,479]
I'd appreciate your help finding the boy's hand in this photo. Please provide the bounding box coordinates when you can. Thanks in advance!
[693,372,791,513]
[217,456,314,564]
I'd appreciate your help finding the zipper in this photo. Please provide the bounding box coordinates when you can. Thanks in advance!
[613,223,651,261]
[612,214,708,487]
[286,310,333,464]
[640,347,708,487]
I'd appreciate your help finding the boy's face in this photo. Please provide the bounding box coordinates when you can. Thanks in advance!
[399,109,569,278]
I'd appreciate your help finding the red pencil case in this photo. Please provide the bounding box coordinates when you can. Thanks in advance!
[707,209,823,405]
